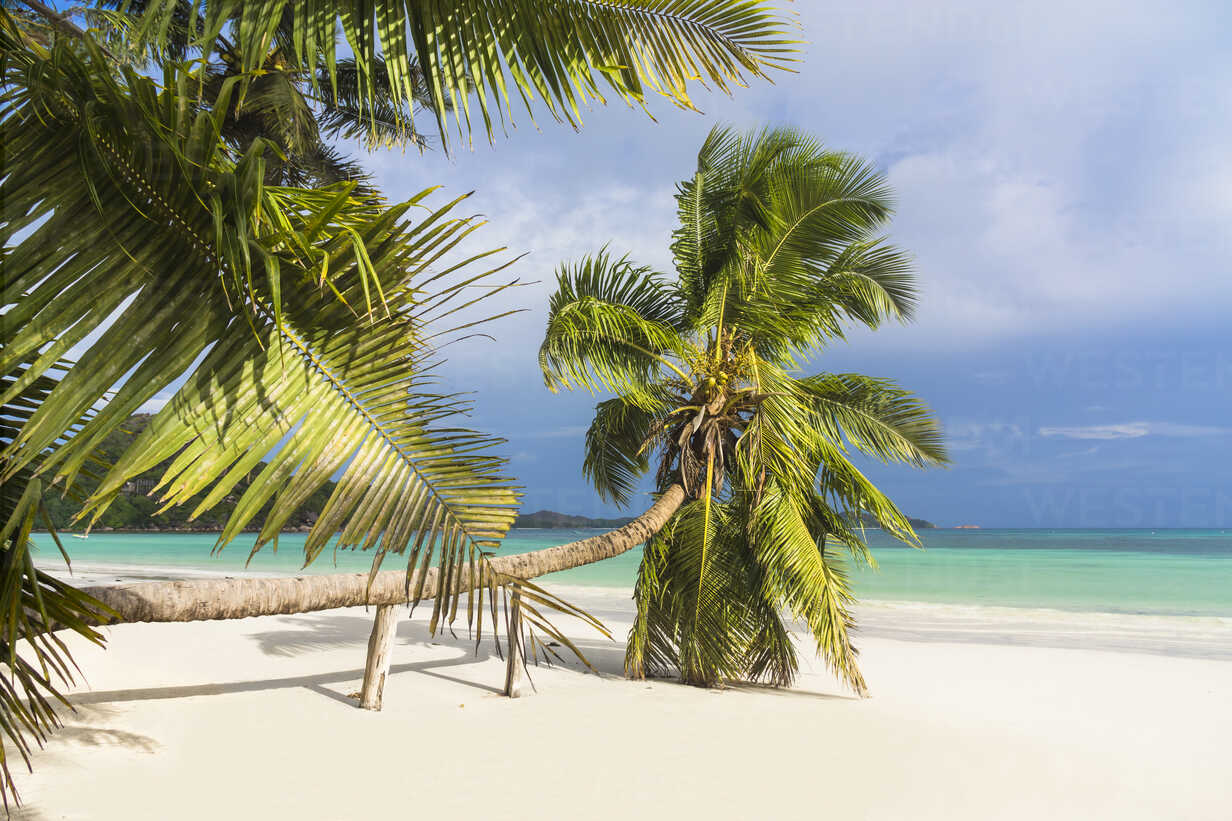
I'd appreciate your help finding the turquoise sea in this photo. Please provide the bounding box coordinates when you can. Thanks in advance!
[31,528,1232,618]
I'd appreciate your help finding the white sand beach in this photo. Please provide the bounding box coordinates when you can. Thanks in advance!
[12,583,1232,820]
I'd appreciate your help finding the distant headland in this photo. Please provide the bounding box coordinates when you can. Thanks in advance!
[516,510,939,530]
[841,511,936,530]
[513,510,636,529]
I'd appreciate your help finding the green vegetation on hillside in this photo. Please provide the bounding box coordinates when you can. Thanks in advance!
[842,511,935,530]
[513,511,636,529]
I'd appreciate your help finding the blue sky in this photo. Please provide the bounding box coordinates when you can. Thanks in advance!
[118,0,1227,526]
[347,0,1232,527]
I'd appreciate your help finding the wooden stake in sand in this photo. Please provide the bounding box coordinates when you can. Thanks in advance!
[359,604,399,710]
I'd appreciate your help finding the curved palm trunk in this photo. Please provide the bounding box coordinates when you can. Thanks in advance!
[79,485,685,706]
[82,485,684,623]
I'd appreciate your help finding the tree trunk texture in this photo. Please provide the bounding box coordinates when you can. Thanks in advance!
[358,604,398,710]
[83,484,685,625]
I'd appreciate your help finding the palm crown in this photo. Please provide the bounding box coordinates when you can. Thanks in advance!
[540,127,948,692]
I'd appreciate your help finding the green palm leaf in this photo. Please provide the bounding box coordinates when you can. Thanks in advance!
[122,0,797,146]
[748,483,866,693]
[316,56,436,151]
[799,372,947,467]
[583,394,664,506]
[0,360,114,810]
[540,250,690,399]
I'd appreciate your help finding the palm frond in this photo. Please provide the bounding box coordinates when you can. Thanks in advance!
[0,359,114,810]
[216,62,322,157]
[670,125,738,315]
[583,393,668,507]
[540,250,690,400]
[123,0,797,147]
[628,495,808,688]
[316,56,434,151]
[748,483,866,694]
[86,0,199,64]
[817,239,916,326]
[625,532,676,679]
[275,141,378,195]
[741,368,920,548]
[799,373,947,467]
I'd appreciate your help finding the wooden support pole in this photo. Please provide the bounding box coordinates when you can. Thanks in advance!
[358,604,398,710]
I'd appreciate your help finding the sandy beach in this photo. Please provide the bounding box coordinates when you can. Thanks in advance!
[12,580,1232,820]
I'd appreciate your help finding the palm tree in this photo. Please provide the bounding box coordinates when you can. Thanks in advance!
[0,1,794,805]
[538,127,948,693]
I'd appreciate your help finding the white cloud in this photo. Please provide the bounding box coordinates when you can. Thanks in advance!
[359,0,1231,363]
[521,425,589,440]
[1039,421,1231,440]
[813,0,1230,348]
[1039,423,1150,440]
[136,394,171,414]
[946,421,1024,452]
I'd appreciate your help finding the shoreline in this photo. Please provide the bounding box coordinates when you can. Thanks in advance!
[35,560,1232,662]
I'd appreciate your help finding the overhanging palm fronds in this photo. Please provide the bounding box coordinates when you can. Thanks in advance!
[0,360,114,811]
[1,21,518,576]
[316,56,436,151]
[80,1,436,193]
[542,126,949,693]
[119,0,798,146]
[0,15,592,805]
[540,250,690,401]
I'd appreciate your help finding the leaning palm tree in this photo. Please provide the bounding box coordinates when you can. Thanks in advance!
[539,127,948,693]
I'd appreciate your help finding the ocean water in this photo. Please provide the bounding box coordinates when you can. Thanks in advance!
[30,528,1232,618]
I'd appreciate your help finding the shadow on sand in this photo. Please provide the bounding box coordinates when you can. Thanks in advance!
[69,652,504,709]
[70,611,852,710]
[251,611,635,678]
